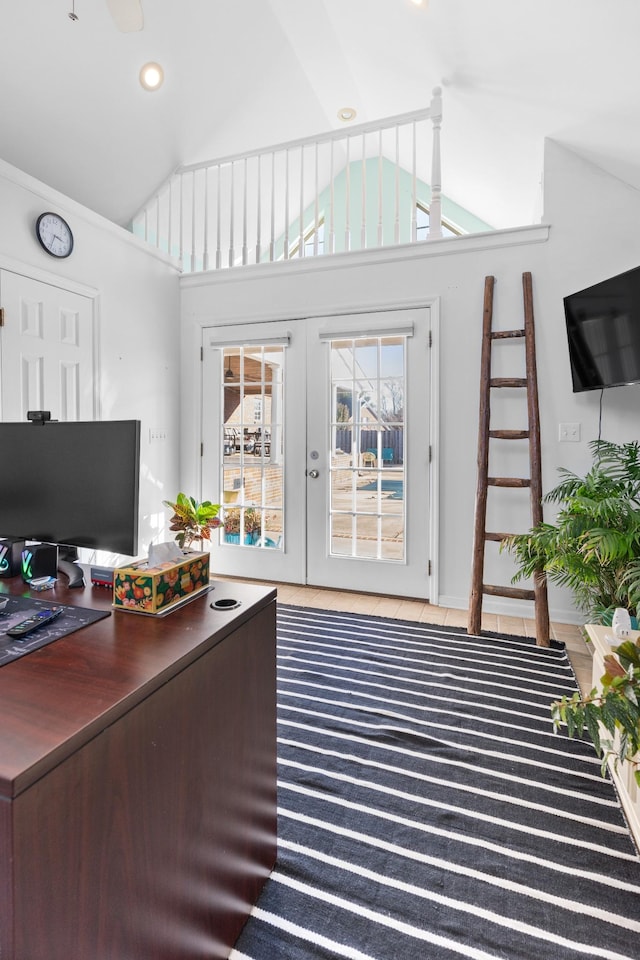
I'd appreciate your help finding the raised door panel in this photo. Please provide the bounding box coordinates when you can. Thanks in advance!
[0,270,95,422]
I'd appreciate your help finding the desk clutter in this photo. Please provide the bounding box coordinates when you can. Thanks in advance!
[0,596,110,667]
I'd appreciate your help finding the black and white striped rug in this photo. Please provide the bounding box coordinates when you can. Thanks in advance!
[231,605,640,960]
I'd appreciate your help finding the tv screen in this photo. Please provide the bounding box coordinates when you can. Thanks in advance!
[564,265,640,392]
[0,420,140,556]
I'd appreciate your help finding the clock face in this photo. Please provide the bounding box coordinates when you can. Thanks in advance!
[36,212,74,258]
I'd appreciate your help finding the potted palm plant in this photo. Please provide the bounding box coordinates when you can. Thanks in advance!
[502,440,640,623]
[503,440,640,784]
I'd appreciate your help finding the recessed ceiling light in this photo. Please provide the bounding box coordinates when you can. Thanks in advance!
[139,62,164,92]
[337,107,356,122]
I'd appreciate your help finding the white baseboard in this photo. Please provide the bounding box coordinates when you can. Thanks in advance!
[437,594,584,627]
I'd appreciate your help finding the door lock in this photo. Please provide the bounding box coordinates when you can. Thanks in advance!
[307,469,319,479]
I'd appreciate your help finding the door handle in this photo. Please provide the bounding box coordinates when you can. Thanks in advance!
[307,469,319,479]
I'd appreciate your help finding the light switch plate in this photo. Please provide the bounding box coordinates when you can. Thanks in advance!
[559,422,581,442]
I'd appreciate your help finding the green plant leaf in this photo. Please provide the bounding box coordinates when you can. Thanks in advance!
[584,702,602,755]
[503,441,640,621]
[163,492,221,549]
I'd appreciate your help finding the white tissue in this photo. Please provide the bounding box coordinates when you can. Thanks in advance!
[148,541,184,566]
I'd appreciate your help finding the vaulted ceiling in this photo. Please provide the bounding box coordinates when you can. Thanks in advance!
[3,0,639,231]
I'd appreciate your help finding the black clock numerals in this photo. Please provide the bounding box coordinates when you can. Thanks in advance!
[36,212,74,259]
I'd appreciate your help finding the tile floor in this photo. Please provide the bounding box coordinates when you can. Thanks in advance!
[220,577,594,694]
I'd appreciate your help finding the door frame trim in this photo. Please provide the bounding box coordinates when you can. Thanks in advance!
[198,297,440,604]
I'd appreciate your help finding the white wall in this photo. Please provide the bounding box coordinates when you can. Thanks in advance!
[0,160,181,558]
[2,141,631,617]
[180,140,640,623]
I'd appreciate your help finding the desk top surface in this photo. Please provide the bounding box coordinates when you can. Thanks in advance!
[0,572,276,798]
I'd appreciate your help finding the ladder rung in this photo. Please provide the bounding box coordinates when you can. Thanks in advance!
[483,584,536,601]
[488,477,531,488]
[489,429,530,440]
[485,532,512,542]
[490,377,528,388]
[491,328,525,339]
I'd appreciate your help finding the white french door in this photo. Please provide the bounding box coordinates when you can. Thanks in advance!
[305,311,432,597]
[202,320,307,583]
[201,308,434,599]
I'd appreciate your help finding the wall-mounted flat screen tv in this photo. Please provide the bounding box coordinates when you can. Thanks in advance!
[564,265,640,392]
[0,419,140,556]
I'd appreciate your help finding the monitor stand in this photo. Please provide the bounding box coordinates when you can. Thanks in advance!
[57,546,85,588]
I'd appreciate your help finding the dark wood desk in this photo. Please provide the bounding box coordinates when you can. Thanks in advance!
[0,574,277,960]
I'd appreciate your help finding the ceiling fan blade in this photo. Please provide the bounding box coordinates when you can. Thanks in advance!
[106,0,143,33]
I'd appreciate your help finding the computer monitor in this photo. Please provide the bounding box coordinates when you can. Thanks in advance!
[0,419,140,557]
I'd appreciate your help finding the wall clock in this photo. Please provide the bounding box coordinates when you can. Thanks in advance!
[35,212,74,259]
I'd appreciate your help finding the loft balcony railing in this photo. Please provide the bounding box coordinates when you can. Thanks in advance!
[131,87,444,273]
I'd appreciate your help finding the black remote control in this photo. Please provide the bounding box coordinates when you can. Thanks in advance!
[6,606,64,639]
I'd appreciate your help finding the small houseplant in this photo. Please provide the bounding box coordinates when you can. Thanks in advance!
[163,493,221,550]
[552,635,640,786]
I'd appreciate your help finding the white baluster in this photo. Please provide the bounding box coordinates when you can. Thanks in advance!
[229,161,235,267]
[242,157,248,266]
[313,142,319,257]
[270,152,276,262]
[203,167,210,271]
[168,179,174,259]
[429,86,443,239]
[284,148,290,260]
[345,136,351,252]
[361,132,367,250]
[216,165,222,270]
[191,170,197,272]
[377,130,383,247]
[179,174,184,268]
[299,145,305,258]
[411,121,417,242]
[329,140,335,255]
[394,125,400,245]
[166,187,171,255]
[256,154,262,264]
[161,195,166,252]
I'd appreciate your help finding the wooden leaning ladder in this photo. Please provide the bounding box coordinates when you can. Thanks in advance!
[468,272,550,647]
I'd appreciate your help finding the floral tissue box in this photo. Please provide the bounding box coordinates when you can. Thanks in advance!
[113,552,210,614]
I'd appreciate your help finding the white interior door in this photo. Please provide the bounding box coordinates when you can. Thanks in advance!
[0,270,96,422]
[201,308,434,599]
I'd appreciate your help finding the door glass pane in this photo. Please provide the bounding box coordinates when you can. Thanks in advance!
[329,336,405,561]
[221,344,284,549]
